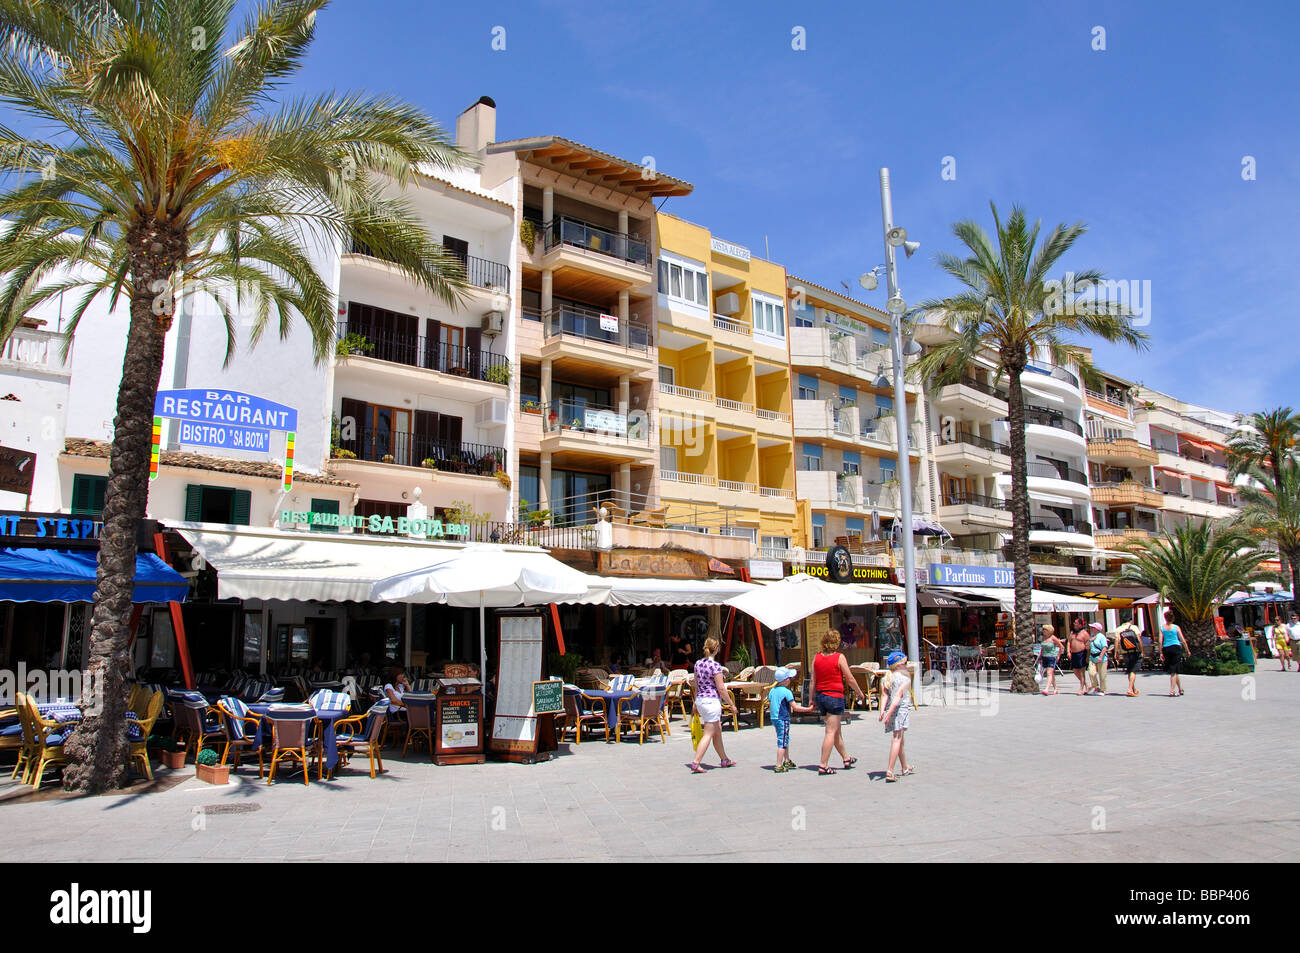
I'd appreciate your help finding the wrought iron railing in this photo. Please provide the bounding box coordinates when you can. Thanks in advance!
[348,239,509,289]
[1031,518,1093,536]
[1025,460,1089,485]
[1025,362,1079,387]
[542,303,651,351]
[543,216,649,268]
[940,490,1009,510]
[942,430,1010,454]
[1024,406,1085,436]
[340,428,505,475]
[336,322,509,384]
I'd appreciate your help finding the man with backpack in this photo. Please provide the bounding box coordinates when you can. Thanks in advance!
[1086,622,1111,695]
[1116,620,1144,696]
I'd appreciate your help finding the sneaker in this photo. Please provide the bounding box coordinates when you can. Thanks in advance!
[774,763,789,774]
[783,759,797,769]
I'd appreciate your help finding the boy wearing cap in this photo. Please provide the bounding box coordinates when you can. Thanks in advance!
[768,668,813,773]
[1086,622,1110,695]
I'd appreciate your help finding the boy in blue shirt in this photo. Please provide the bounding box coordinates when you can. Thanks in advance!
[769,667,813,773]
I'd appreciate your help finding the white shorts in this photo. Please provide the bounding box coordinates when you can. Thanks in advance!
[695,697,722,724]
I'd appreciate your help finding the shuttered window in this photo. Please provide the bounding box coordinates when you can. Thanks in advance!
[184,484,252,525]
[310,498,339,533]
[70,474,107,516]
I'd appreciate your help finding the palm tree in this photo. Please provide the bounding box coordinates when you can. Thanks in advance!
[912,203,1148,693]
[1235,460,1300,612]
[0,0,470,792]
[1120,523,1269,658]
[1226,408,1300,585]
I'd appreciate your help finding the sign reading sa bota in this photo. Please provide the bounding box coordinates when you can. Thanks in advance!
[153,389,298,490]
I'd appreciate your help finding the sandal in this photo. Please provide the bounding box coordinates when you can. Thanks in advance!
[885,772,898,782]
[773,763,789,774]
[901,766,916,776]
[1126,690,1138,697]
[818,766,836,776]
[843,756,858,769]
[783,760,797,769]
[719,758,737,768]
[689,762,705,774]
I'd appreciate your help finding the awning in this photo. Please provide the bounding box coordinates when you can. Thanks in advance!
[177,523,540,602]
[847,582,907,604]
[917,590,974,609]
[1223,589,1294,605]
[942,587,1099,613]
[0,547,188,603]
[1041,581,1157,608]
[569,576,759,606]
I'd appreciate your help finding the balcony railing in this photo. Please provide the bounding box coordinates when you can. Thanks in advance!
[336,321,509,384]
[1024,406,1085,436]
[942,430,1010,454]
[756,408,791,423]
[719,479,758,494]
[940,490,1009,510]
[713,315,751,336]
[659,382,713,403]
[1085,388,1133,417]
[1025,362,1079,387]
[349,239,510,290]
[945,375,1007,400]
[541,400,651,444]
[1026,460,1089,485]
[760,486,794,499]
[340,428,505,476]
[542,304,651,352]
[1031,518,1093,536]
[716,397,755,414]
[0,327,71,375]
[661,470,716,487]
[543,216,649,268]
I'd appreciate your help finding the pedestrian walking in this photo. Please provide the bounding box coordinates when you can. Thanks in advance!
[1039,623,1065,694]
[768,667,813,773]
[1067,618,1091,694]
[1158,610,1190,697]
[687,637,737,773]
[1116,620,1143,695]
[1087,622,1110,695]
[811,627,866,775]
[878,651,914,782]
[1288,613,1300,670]
[1273,620,1293,671]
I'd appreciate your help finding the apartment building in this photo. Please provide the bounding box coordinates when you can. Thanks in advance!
[653,215,798,560]
[1083,367,1163,549]
[1133,385,1240,529]
[787,279,929,553]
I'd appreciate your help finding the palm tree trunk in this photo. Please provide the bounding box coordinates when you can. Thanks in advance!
[63,225,185,793]
[1004,359,1036,693]
[1186,618,1217,660]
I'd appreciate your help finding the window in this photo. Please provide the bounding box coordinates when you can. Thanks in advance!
[842,450,860,476]
[838,384,857,406]
[660,446,678,472]
[797,374,819,401]
[762,535,790,554]
[71,474,107,516]
[719,526,756,543]
[518,466,540,515]
[811,514,826,549]
[184,484,251,525]
[871,327,890,348]
[752,296,785,338]
[442,234,469,266]
[800,443,823,471]
[879,459,897,482]
[658,365,675,387]
[310,498,339,534]
[793,299,815,327]
[658,256,708,307]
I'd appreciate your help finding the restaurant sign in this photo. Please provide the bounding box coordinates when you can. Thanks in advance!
[598,548,709,578]
[1,511,102,541]
[154,389,298,490]
[280,509,467,538]
[928,563,1014,587]
[0,447,36,496]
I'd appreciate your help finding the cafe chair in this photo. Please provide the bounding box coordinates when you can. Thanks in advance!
[615,688,666,744]
[173,699,224,764]
[214,696,265,777]
[125,690,164,780]
[333,702,389,779]
[560,689,606,745]
[608,673,636,691]
[402,699,435,759]
[265,708,317,786]
[9,692,37,783]
[19,694,73,787]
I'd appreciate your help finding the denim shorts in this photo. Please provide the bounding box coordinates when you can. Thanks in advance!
[815,693,845,716]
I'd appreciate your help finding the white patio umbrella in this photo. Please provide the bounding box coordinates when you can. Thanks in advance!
[724,573,874,631]
[369,545,591,678]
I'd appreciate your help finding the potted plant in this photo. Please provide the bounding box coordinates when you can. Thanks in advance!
[195,747,230,785]
[421,457,439,471]
[335,333,374,358]
[548,651,585,684]
[526,507,552,528]
[494,469,512,490]
[381,453,395,464]
[331,447,356,459]
[484,363,510,385]
[520,218,538,252]
[521,399,541,414]
[156,736,187,770]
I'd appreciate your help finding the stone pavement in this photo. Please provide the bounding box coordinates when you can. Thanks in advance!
[1,668,1297,863]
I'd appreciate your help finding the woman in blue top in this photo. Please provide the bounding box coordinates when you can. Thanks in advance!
[1159,610,1190,696]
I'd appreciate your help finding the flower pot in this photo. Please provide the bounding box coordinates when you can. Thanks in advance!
[161,750,187,770]
[195,762,231,785]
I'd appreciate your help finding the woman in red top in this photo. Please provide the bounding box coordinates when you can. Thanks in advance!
[812,628,866,775]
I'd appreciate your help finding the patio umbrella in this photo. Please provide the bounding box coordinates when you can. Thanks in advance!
[723,573,874,631]
[369,545,591,679]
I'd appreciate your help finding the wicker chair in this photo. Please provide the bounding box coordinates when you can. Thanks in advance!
[125,690,164,779]
[560,689,607,744]
[402,699,435,759]
[214,696,265,776]
[19,694,72,787]
[333,703,388,778]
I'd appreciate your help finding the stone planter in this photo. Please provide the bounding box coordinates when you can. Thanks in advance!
[195,762,231,785]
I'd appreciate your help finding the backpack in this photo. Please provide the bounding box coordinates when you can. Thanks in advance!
[1118,627,1141,653]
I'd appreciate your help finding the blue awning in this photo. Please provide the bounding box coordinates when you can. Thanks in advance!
[0,548,189,603]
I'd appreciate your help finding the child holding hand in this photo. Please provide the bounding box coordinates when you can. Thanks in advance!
[768,667,812,773]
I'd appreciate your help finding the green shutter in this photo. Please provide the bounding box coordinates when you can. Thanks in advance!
[184,485,203,522]
[232,489,251,526]
[310,498,340,533]
[71,474,108,515]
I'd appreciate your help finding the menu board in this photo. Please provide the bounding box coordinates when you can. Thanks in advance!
[438,696,480,750]
[491,615,545,755]
[532,679,564,715]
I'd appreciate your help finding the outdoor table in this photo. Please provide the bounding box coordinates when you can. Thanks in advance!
[576,689,636,741]
[251,702,346,773]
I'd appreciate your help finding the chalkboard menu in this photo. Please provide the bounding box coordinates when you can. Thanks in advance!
[434,693,484,765]
[532,679,564,715]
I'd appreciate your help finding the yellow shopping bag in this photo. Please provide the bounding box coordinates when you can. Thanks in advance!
[690,712,702,748]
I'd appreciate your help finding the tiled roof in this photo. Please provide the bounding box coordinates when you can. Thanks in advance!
[62,439,358,489]
[487,136,693,197]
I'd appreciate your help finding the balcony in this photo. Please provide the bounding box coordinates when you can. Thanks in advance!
[540,399,654,463]
[936,490,1013,531]
[337,428,504,475]
[1084,388,1133,420]
[1,326,72,378]
[542,216,649,269]
[931,376,1007,421]
[1024,406,1085,436]
[658,381,714,405]
[1094,527,1153,548]
[336,322,509,386]
[1091,481,1164,508]
[1087,436,1157,467]
[756,408,791,424]
[934,430,1011,475]
[1029,515,1094,547]
[347,239,510,291]
[1154,451,1227,484]
[542,304,652,355]
[713,314,751,337]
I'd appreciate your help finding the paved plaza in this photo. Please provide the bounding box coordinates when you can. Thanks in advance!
[2,668,1296,863]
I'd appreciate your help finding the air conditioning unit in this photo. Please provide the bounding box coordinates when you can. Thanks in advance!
[481,310,505,336]
[715,292,740,317]
[476,398,508,427]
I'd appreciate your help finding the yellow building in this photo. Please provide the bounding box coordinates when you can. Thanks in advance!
[653,214,799,559]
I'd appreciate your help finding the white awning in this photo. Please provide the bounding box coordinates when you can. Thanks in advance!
[847,582,907,604]
[943,587,1099,614]
[175,523,546,602]
[569,576,760,606]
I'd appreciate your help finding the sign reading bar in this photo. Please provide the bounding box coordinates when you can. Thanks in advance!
[279,509,467,538]
[710,237,752,262]
[154,388,298,489]
[928,563,1014,587]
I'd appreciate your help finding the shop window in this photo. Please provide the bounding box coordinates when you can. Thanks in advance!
[310,498,339,533]
[184,484,251,525]
[71,474,107,516]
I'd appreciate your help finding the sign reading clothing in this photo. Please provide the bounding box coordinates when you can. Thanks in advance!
[153,389,298,490]
[929,563,1014,587]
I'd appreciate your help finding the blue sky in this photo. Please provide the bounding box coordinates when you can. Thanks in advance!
[191,2,1300,410]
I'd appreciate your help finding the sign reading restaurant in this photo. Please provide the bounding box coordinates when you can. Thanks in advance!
[155,388,299,489]
[280,509,467,538]
[928,563,1014,587]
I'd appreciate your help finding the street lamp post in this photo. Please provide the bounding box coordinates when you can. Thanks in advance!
[877,167,922,679]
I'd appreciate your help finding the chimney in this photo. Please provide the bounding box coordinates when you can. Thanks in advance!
[456,96,496,156]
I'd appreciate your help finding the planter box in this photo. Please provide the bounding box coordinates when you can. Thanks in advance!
[195,762,231,785]
[160,750,187,770]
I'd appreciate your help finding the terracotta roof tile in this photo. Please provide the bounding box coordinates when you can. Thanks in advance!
[62,439,358,489]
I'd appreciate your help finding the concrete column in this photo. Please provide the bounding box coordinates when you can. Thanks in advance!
[539,452,552,511]
[618,289,630,346]
[542,186,554,224]
[617,209,628,236]
[540,358,552,407]
[541,268,553,312]
[619,464,631,509]
[618,374,630,412]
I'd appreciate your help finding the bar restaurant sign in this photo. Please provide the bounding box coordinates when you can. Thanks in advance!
[280,509,467,538]
[153,389,299,490]
[929,563,1014,587]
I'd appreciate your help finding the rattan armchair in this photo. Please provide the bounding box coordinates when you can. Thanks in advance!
[19,694,72,787]
[333,703,388,778]
[214,696,265,776]
[126,690,165,779]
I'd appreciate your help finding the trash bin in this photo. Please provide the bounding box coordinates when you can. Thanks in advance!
[1236,637,1255,667]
